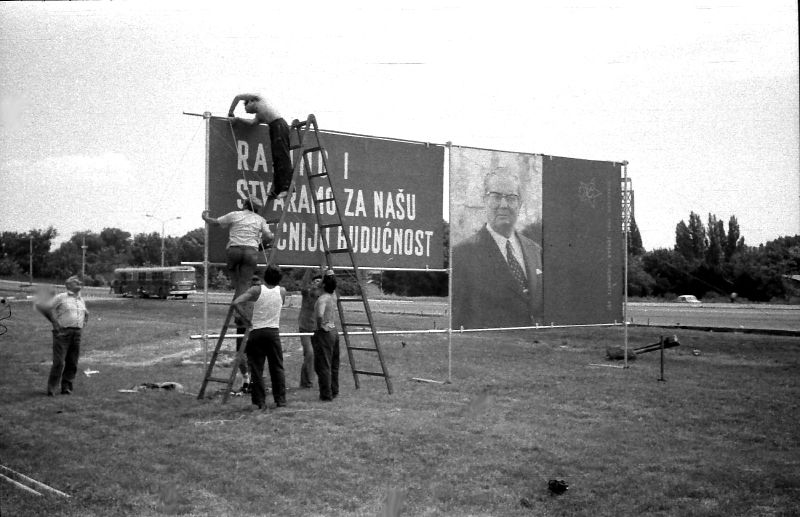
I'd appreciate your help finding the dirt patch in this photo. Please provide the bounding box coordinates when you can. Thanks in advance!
[82,337,203,367]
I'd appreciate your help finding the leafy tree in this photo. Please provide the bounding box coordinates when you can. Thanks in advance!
[0,257,23,277]
[705,213,725,267]
[687,211,707,261]
[626,255,656,297]
[642,248,692,296]
[99,228,132,254]
[0,227,58,278]
[130,232,162,266]
[627,216,644,256]
[179,228,205,263]
[45,240,83,280]
[675,221,693,261]
[725,215,744,260]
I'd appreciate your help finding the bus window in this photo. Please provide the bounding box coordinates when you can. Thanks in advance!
[173,270,195,282]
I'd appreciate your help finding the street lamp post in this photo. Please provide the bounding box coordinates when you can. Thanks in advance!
[81,234,87,278]
[145,215,181,266]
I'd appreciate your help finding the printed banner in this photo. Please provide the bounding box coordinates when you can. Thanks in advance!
[449,147,543,329]
[207,117,445,269]
[542,155,623,325]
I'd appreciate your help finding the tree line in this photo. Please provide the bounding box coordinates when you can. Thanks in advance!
[627,212,800,302]
[1,215,797,301]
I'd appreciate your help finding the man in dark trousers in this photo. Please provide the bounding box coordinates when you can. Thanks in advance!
[452,168,543,329]
[312,272,340,401]
[297,268,323,389]
[233,265,287,410]
[35,275,89,396]
[228,93,293,199]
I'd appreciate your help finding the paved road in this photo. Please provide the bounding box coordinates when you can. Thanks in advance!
[3,280,797,331]
[626,303,800,332]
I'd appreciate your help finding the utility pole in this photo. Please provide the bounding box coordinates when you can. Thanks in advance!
[146,215,182,266]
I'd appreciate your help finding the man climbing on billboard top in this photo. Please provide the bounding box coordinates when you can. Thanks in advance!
[228,93,293,200]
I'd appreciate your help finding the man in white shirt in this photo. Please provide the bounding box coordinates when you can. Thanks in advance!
[35,276,89,396]
[233,265,287,410]
[202,198,273,298]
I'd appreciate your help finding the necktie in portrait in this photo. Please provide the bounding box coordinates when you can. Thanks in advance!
[506,240,527,293]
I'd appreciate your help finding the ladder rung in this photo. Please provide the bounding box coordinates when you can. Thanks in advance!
[205,376,231,384]
[319,222,341,229]
[315,197,336,204]
[338,296,364,302]
[303,146,323,155]
[326,248,350,254]
[343,321,372,327]
[352,370,387,377]
[289,144,302,150]
[348,346,379,352]
[308,172,329,179]
[292,119,307,128]
[265,218,280,224]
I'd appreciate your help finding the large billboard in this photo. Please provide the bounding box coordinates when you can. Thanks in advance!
[207,117,445,269]
[449,148,622,329]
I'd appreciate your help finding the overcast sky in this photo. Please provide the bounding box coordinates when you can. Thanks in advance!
[1,0,797,250]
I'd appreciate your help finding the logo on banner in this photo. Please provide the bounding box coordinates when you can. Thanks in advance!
[578,178,602,208]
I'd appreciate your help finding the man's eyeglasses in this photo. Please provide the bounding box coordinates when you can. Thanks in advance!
[485,192,520,207]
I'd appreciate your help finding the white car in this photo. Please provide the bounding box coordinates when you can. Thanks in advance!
[676,294,702,306]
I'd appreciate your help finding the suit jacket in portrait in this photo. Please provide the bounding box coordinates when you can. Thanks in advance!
[452,225,543,329]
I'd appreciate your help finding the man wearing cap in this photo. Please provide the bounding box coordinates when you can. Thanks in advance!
[202,198,274,298]
[35,276,89,396]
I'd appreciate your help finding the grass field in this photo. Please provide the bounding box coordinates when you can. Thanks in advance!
[0,296,799,516]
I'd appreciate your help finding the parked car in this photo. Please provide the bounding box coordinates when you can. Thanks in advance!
[676,294,702,306]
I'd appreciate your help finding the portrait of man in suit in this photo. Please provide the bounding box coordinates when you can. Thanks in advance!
[451,167,543,329]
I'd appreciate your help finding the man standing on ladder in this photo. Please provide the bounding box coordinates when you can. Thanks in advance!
[202,197,273,392]
[228,93,293,200]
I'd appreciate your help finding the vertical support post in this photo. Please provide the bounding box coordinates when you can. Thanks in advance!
[446,142,453,384]
[29,235,33,285]
[203,111,212,369]
[622,161,630,368]
[658,335,666,382]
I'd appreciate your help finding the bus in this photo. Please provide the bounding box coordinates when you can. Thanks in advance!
[112,266,197,299]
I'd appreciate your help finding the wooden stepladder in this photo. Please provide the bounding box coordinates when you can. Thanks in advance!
[289,115,393,395]
[198,114,392,401]
[197,304,252,402]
